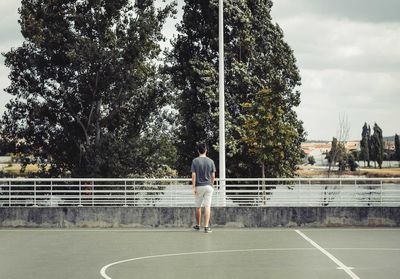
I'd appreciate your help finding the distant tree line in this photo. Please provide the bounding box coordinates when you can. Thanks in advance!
[359,122,400,168]
[360,123,382,168]
[0,0,305,178]
[324,122,399,174]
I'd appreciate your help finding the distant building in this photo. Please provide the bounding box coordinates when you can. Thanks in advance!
[345,141,360,152]
[301,141,361,166]
[384,140,395,151]
[301,142,331,166]
[302,141,360,154]
[301,142,331,156]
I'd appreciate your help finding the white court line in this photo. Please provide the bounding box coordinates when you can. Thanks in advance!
[295,230,360,279]
[328,248,400,251]
[0,228,293,233]
[99,248,316,279]
[1,228,400,233]
[297,228,400,232]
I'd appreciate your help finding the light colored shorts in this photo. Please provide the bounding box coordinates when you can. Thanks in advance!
[195,185,214,208]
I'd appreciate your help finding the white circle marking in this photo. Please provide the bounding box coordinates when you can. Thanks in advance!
[100,248,315,279]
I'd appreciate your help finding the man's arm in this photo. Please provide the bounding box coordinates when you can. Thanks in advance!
[192,172,197,194]
[211,160,216,186]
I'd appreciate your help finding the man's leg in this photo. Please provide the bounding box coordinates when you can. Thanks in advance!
[195,207,201,226]
[204,206,211,227]
[203,186,214,228]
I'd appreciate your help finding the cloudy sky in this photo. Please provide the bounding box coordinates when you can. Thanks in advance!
[1,0,399,141]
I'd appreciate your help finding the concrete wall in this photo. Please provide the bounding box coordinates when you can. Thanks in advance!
[1,207,400,228]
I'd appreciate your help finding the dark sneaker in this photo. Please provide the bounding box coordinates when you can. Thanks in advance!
[193,225,200,231]
[204,227,212,233]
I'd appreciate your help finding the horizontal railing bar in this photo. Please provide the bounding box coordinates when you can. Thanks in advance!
[2,177,400,182]
[1,177,400,208]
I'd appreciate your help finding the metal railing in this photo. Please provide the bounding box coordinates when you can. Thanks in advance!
[0,178,399,207]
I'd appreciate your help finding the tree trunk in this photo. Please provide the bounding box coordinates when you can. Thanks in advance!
[95,98,102,147]
[261,162,265,179]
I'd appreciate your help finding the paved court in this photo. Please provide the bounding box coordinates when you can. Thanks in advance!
[0,228,400,279]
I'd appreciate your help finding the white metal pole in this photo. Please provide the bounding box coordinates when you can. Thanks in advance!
[219,0,226,205]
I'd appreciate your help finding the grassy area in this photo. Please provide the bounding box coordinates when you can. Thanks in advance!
[2,163,400,178]
[297,166,400,178]
[355,168,400,178]
[0,163,44,176]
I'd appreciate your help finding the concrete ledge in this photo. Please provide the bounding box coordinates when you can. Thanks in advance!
[1,207,400,228]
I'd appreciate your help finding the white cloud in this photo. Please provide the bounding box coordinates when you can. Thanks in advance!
[271,1,400,140]
[0,1,23,116]
[272,0,400,23]
[277,15,400,72]
[0,2,23,53]
[297,69,400,140]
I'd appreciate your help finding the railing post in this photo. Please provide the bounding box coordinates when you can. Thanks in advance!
[355,179,357,206]
[220,178,226,207]
[33,180,38,207]
[217,179,220,207]
[297,179,301,206]
[8,180,11,207]
[123,181,128,207]
[170,182,173,207]
[380,180,383,206]
[92,180,94,207]
[263,179,267,206]
[174,182,177,207]
[133,181,136,207]
[50,180,53,206]
[78,180,82,207]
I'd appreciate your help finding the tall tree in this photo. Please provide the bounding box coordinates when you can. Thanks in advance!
[326,137,346,176]
[326,115,350,176]
[395,134,400,162]
[360,122,370,167]
[240,88,303,178]
[371,123,384,168]
[169,0,305,177]
[347,153,358,171]
[366,124,376,167]
[1,0,175,177]
[168,0,220,175]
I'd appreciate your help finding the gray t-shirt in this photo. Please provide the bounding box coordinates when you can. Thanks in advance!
[191,156,216,187]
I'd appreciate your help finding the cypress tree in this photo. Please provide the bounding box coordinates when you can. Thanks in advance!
[395,134,400,162]
[371,123,384,169]
[360,122,370,167]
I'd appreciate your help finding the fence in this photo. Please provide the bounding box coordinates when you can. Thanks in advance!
[0,178,399,207]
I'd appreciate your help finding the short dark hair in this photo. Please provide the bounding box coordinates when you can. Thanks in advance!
[197,143,207,154]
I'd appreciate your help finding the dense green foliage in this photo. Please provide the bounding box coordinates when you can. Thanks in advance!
[168,0,305,177]
[326,137,347,173]
[1,0,175,177]
[2,0,308,178]
[240,88,304,177]
[307,155,316,166]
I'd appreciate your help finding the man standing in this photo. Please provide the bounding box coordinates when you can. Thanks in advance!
[191,143,216,233]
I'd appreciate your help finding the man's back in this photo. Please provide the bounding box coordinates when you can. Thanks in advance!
[191,157,216,187]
